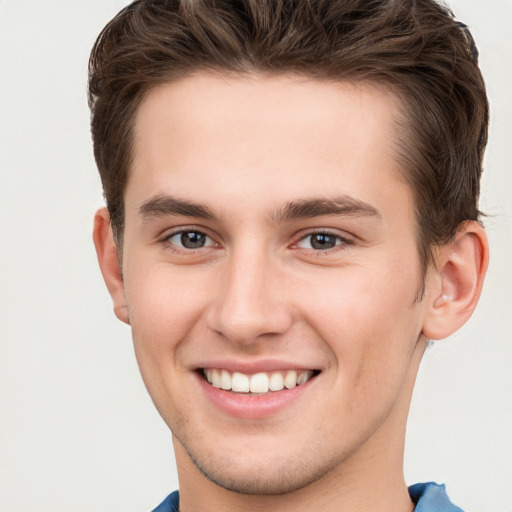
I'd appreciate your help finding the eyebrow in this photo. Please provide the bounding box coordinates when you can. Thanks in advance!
[139,195,217,220]
[271,196,381,222]
[138,194,381,223]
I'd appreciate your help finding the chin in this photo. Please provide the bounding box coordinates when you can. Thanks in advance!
[181,438,341,496]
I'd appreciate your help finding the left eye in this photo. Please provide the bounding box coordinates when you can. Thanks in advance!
[166,230,215,249]
[297,233,345,250]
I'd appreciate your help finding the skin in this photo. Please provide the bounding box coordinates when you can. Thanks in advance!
[94,73,488,512]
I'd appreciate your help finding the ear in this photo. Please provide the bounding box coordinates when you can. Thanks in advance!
[422,221,489,340]
[93,207,130,325]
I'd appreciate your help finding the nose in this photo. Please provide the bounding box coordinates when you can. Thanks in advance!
[206,247,293,346]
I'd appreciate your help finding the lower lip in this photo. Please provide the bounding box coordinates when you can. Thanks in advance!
[196,373,317,420]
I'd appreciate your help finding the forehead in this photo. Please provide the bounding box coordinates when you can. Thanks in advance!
[128,73,411,221]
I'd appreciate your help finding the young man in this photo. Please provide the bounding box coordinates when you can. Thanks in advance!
[89,1,489,511]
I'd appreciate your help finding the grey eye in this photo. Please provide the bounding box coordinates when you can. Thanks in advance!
[297,233,343,250]
[310,233,337,249]
[180,231,206,248]
[167,230,213,249]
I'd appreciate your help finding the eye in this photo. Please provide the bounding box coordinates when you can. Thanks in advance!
[296,232,348,251]
[165,230,216,249]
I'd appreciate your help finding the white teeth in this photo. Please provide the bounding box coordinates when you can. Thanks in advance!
[284,370,297,389]
[220,369,231,390]
[250,372,269,393]
[269,372,284,391]
[204,368,315,393]
[232,372,250,392]
[211,369,221,388]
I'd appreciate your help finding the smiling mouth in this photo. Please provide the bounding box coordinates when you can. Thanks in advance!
[201,368,320,394]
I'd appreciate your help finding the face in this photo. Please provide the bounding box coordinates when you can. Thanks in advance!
[119,74,430,494]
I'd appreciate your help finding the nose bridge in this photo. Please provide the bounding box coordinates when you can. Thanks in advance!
[207,242,291,344]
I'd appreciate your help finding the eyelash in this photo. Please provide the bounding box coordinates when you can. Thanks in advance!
[292,230,353,254]
[161,228,218,253]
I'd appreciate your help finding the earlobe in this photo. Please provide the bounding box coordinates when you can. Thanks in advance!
[422,221,488,340]
[92,207,130,325]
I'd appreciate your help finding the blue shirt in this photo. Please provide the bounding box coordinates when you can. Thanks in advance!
[151,482,464,511]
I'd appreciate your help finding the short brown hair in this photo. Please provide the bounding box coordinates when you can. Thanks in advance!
[88,0,488,270]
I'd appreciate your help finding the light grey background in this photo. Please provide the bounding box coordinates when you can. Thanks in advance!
[0,1,510,511]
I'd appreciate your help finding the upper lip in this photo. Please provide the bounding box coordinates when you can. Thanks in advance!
[195,359,320,374]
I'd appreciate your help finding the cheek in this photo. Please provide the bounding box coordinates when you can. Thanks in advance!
[299,261,422,388]
[123,263,209,359]
[122,265,212,420]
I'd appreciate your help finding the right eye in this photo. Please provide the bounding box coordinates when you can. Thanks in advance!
[165,230,216,250]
